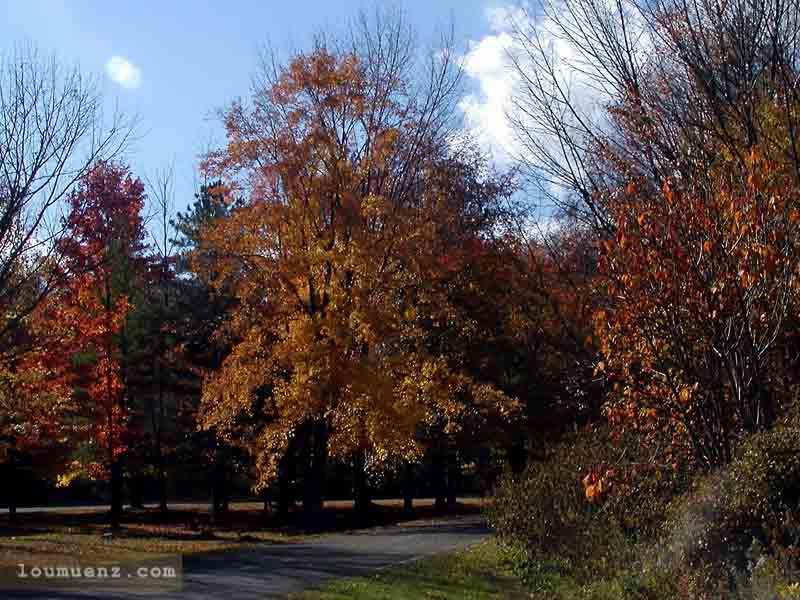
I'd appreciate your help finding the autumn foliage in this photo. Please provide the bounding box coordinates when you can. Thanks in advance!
[7,10,800,595]
[47,163,148,486]
[196,44,517,492]
[595,144,800,471]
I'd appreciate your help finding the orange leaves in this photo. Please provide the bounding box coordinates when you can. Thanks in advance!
[738,269,755,289]
[594,137,800,473]
[195,43,517,488]
[662,181,676,203]
[582,467,616,504]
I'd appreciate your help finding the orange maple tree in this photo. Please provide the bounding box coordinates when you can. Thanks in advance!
[196,37,517,501]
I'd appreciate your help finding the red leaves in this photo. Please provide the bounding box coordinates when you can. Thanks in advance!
[42,161,149,481]
[595,142,800,474]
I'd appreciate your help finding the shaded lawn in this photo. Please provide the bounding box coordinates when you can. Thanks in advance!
[291,538,527,600]
[0,498,487,568]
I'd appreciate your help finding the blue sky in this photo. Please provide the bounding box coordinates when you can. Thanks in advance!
[1,0,521,221]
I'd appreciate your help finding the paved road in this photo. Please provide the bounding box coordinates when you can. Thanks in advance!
[2,516,489,599]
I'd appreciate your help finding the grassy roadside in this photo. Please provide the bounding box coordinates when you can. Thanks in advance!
[0,498,487,568]
[291,538,527,600]
[0,528,291,568]
[0,513,293,569]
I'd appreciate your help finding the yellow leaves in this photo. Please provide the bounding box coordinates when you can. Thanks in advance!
[678,387,692,405]
[403,306,417,321]
[56,462,85,488]
[194,41,524,490]
[361,194,390,219]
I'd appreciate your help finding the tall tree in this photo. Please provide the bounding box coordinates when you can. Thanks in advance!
[50,162,148,528]
[196,12,516,523]
[170,180,242,521]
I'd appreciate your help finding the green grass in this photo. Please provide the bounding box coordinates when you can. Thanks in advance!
[521,563,672,600]
[292,538,527,600]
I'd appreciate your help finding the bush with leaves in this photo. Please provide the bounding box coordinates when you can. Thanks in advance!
[488,430,637,578]
[660,426,800,597]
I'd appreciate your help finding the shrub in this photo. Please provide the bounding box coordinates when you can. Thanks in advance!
[660,426,800,597]
[487,429,637,580]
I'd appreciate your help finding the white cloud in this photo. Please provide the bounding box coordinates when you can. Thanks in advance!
[105,56,142,89]
[459,3,622,166]
[460,5,545,164]
[459,14,519,165]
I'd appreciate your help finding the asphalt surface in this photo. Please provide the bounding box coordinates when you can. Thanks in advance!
[2,515,490,599]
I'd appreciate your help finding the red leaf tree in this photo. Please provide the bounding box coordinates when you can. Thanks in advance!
[47,161,149,526]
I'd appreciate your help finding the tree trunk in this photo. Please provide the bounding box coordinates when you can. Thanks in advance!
[210,445,229,525]
[7,449,19,524]
[128,471,145,509]
[303,419,328,529]
[509,434,527,475]
[110,458,123,529]
[210,483,218,526]
[432,443,446,513]
[157,257,169,517]
[447,449,459,508]
[277,453,292,520]
[353,449,370,523]
[154,355,168,515]
[262,486,271,514]
[222,482,230,513]
[403,460,414,513]
[157,446,168,514]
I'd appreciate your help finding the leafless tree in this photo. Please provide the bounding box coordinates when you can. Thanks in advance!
[0,43,134,350]
[144,164,176,515]
[505,0,800,231]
